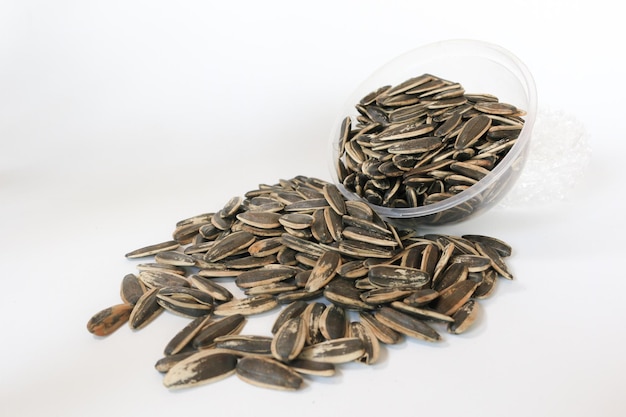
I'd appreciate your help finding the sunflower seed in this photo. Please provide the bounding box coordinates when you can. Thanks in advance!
[473,268,498,299]
[390,301,453,323]
[221,196,244,217]
[154,250,197,266]
[87,303,133,336]
[278,213,314,230]
[226,255,278,270]
[298,337,365,364]
[368,265,430,289]
[349,321,380,365]
[447,299,480,334]
[156,287,214,318]
[213,335,273,356]
[324,278,374,310]
[276,288,324,304]
[284,198,329,212]
[334,239,395,259]
[135,262,186,275]
[138,270,190,289]
[129,287,163,330]
[433,262,469,292]
[474,241,514,279]
[271,316,307,362]
[337,259,368,278]
[375,306,441,342]
[451,254,492,272]
[462,234,512,257]
[474,101,519,115]
[305,250,342,292]
[403,288,439,307]
[280,233,326,257]
[358,311,403,344]
[163,350,238,389]
[288,359,336,377]
[125,240,180,259]
[234,265,297,289]
[192,314,247,349]
[236,356,303,391]
[164,314,214,356]
[120,273,146,305]
[155,350,198,373]
[319,305,348,340]
[360,287,415,305]
[302,302,326,345]
[322,183,347,215]
[204,231,256,262]
[271,300,309,334]
[187,275,234,302]
[341,226,399,247]
[432,280,479,316]
[214,294,278,316]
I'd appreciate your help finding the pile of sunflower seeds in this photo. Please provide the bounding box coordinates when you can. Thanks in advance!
[87,175,514,391]
[335,73,526,209]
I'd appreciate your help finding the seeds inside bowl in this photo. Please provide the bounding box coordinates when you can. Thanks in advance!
[335,73,526,209]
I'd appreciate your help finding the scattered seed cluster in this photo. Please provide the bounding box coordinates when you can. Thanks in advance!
[335,73,526,212]
[87,175,514,391]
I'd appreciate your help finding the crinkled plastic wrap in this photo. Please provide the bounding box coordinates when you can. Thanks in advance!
[499,107,591,207]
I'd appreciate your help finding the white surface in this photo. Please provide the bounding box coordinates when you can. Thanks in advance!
[1,1,624,416]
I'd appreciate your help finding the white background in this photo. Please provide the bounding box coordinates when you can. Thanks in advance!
[1,1,624,416]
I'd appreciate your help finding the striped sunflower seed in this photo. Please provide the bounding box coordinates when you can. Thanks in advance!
[164,314,214,356]
[375,306,441,342]
[447,299,480,334]
[163,350,238,389]
[319,304,348,340]
[192,314,247,349]
[204,231,256,262]
[304,250,342,292]
[234,265,296,289]
[271,316,307,362]
[349,321,380,365]
[129,287,163,330]
[214,335,274,356]
[213,294,278,317]
[236,356,303,391]
[125,240,180,259]
[298,337,365,364]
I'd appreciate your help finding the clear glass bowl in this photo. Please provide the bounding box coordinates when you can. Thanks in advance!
[328,39,538,228]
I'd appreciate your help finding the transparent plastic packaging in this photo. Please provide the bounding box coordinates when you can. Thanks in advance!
[329,39,538,228]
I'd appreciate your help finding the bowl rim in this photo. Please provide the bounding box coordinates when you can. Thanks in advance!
[329,39,538,219]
